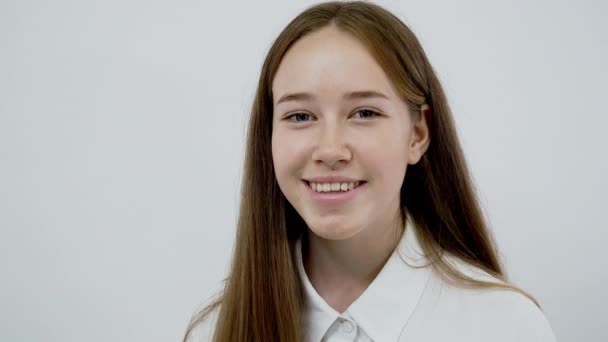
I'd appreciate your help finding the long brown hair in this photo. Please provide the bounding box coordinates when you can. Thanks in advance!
[184,1,539,341]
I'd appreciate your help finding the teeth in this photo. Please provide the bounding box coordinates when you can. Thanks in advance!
[309,181,362,193]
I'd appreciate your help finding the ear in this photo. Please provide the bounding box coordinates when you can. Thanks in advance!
[407,104,431,165]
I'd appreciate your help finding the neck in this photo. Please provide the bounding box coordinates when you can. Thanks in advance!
[302,211,405,313]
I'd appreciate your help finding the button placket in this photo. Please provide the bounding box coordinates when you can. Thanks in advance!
[328,317,358,341]
[341,320,354,333]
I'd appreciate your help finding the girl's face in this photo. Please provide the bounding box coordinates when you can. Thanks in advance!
[271,25,428,241]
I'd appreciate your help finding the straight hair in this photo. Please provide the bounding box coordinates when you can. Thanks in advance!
[184,1,539,341]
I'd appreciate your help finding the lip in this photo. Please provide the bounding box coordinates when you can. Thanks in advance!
[303,180,367,206]
[305,176,363,183]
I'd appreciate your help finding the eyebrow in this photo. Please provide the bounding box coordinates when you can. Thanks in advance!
[275,90,390,105]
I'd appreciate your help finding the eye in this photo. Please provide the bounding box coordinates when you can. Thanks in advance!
[284,112,313,122]
[352,109,380,120]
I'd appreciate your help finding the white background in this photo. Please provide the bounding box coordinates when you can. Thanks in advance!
[1,1,606,341]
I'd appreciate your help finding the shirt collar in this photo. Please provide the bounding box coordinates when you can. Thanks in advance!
[295,213,432,342]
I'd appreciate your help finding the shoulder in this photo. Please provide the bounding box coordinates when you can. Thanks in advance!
[409,256,557,341]
[452,287,557,341]
[185,304,221,342]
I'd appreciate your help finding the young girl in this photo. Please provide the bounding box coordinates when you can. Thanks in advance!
[185,1,556,341]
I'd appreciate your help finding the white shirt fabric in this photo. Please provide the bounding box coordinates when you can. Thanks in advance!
[296,219,557,342]
[188,218,557,342]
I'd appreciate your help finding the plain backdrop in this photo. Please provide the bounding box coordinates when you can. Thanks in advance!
[1,0,606,341]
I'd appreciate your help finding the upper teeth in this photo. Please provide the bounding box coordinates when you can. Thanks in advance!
[310,181,361,192]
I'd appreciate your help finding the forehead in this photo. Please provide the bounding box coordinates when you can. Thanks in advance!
[271,26,398,101]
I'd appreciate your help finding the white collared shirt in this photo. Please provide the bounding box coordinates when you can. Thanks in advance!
[295,221,557,342]
[188,220,557,342]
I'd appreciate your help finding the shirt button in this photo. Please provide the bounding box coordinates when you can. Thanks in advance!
[341,320,354,333]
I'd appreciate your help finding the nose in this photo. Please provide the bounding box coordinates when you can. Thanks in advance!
[311,123,352,169]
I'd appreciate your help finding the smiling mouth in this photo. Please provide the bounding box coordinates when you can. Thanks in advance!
[303,180,367,193]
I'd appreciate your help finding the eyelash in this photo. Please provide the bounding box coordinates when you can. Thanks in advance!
[284,109,381,123]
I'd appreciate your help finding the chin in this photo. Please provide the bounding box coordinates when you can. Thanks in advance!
[307,223,361,241]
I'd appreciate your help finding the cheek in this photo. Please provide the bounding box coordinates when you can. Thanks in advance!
[359,127,409,178]
[271,129,308,179]
[271,131,286,177]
